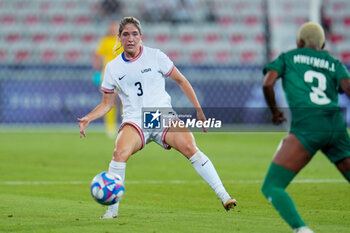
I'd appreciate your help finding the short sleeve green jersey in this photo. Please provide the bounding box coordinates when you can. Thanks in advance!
[264,47,350,121]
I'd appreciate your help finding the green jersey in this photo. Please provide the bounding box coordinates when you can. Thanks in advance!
[264,47,350,160]
[264,47,350,125]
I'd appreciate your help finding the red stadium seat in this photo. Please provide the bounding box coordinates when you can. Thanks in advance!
[295,17,307,26]
[144,23,172,45]
[64,50,81,62]
[180,33,196,44]
[343,17,350,27]
[81,33,97,43]
[234,2,247,11]
[323,17,332,28]
[51,15,67,25]
[0,50,6,61]
[32,33,48,43]
[243,16,259,26]
[204,33,220,43]
[190,50,207,63]
[255,34,266,44]
[75,15,91,25]
[39,2,51,11]
[56,33,72,44]
[63,1,76,10]
[341,51,350,64]
[15,49,31,62]
[154,33,171,44]
[229,34,245,44]
[218,16,234,26]
[23,15,40,25]
[166,50,180,63]
[333,2,345,11]
[215,50,231,63]
[5,33,21,43]
[0,14,16,25]
[329,34,344,44]
[240,50,257,63]
[41,49,58,63]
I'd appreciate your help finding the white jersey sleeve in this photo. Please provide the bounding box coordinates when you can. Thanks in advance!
[157,49,174,77]
[101,63,115,94]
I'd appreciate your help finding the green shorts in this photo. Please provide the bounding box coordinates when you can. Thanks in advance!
[290,111,350,163]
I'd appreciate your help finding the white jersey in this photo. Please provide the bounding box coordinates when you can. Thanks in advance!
[101,46,175,120]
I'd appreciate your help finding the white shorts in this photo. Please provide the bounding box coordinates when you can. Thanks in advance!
[118,118,173,150]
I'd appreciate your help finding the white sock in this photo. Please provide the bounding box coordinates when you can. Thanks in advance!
[189,151,231,202]
[107,160,126,214]
[109,160,126,181]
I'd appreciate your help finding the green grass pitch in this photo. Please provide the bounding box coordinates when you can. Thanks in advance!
[0,130,349,233]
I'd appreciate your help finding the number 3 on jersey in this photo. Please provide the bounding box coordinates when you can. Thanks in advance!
[304,70,331,105]
[134,82,143,96]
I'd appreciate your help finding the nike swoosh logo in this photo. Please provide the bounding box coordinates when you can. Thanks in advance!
[201,160,209,166]
[118,75,126,80]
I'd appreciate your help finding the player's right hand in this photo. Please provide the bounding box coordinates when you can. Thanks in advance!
[271,110,286,125]
[77,117,89,138]
[196,108,208,133]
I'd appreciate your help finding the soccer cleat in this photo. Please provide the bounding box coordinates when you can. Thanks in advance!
[100,204,119,219]
[293,226,314,233]
[100,211,118,219]
[222,198,237,211]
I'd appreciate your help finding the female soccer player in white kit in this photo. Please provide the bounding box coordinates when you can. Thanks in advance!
[78,17,236,218]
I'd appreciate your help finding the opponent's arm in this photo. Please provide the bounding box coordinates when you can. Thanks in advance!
[262,70,286,125]
[169,66,207,132]
[340,78,350,98]
[78,93,116,137]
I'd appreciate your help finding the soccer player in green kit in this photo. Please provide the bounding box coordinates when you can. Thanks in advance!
[261,22,350,233]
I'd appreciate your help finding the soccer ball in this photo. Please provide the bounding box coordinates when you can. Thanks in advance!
[90,171,125,205]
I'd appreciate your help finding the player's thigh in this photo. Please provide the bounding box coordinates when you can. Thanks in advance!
[335,157,350,173]
[114,125,142,161]
[272,133,312,173]
[323,129,350,163]
[164,125,198,159]
[329,132,350,173]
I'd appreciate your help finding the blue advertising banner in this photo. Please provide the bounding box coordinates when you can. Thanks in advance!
[0,65,349,126]
[1,80,101,123]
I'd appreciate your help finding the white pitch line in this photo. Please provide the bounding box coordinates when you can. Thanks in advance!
[1,179,346,185]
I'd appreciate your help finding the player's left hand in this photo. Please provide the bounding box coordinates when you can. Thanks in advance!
[271,110,286,125]
[196,108,208,133]
[77,117,90,138]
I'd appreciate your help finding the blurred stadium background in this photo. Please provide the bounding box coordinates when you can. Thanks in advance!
[1,0,350,128]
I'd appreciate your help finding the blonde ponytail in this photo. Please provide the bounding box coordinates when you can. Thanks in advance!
[113,36,123,55]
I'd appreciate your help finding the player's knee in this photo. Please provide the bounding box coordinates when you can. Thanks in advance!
[113,147,131,162]
[261,181,271,198]
[181,142,198,158]
[261,179,281,199]
[262,178,289,202]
